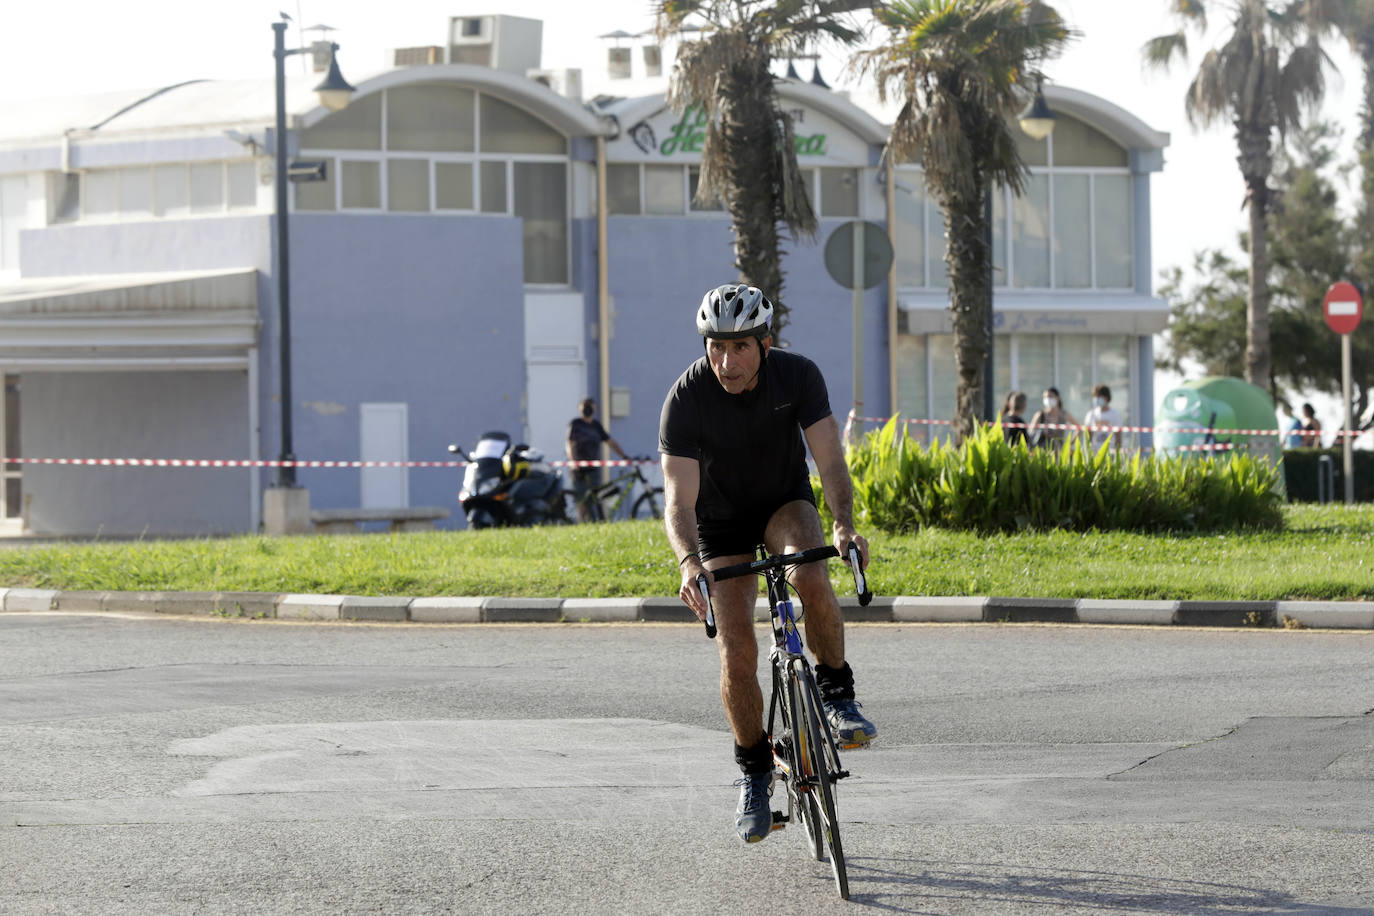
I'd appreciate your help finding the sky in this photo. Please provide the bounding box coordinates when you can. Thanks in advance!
[1,0,1367,424]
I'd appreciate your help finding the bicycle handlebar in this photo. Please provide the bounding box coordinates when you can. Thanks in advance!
[712,545,839,582]
[696,573,715,639]
[847,541,873,607]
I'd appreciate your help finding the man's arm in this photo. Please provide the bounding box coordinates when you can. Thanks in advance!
[606,436,630,460]
[662,453,709,620]
[802,414,869,570]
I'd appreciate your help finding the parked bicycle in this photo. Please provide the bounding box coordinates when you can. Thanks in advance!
[565,458,663,522]
[697,541,873,900]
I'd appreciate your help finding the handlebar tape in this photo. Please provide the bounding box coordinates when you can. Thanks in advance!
[696,573,715,639]
[847,542,873,607]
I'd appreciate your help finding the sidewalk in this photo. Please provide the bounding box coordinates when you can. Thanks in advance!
[2,587,1372,629]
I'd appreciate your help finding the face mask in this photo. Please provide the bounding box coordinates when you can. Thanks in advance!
[1094,397,1107,409]
[1044,397,1057,409]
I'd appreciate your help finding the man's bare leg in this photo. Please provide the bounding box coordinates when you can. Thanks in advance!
[704,553,763,747]
[764,500,844,667]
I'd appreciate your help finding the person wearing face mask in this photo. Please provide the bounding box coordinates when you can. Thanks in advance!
[1001,390,1029,446]
[567,398,629,521]
[1027,387,1077,452]
[1083,384,1123,454]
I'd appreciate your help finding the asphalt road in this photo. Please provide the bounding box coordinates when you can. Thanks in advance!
[2,612,1372,914]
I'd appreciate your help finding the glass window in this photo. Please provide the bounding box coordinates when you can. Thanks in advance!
[52,172,80,223]
[994,334,1012,404]
[1011,173,1049,288]
[820,167,859,218]
[119,168,152,219]
[928,334,957,443]
[435,161,474,210]
[387,159,429,211]
[606,163,640,215]
[301,92,381,150]
[227,162,256,210]
[1017,335,1055,396]
[1094,175,1133,288]
[893,169,925,287]
[992,183,1007,287]
[341,160,381,209]
[478,95,565,154]
[84,170,118,218]
[1015,128,1048,167]
[929,203,948,287]
[387,84,475,152]
[896,334,929,443]
[514,162,567,284]
[688,166,723,211]
[1053,173,1091,288]
[295,157,336,210]
[1093,335,1131,422]
[0,175,25,272]
[154,165,188,217]
[190,162,223,213]
[1052,116,1127,167]
[644,164,684,215]
[1058,334,1093,421]
[479,161,507,213]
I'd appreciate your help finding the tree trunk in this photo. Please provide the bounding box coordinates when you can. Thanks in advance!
[1236,119,1273,390]
[943,180,991,444]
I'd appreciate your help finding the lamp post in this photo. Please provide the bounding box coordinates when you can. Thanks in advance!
[271,19,354,489]
[983,78,1056,423]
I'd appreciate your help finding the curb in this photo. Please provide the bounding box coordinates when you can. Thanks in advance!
[2,588,1371,629]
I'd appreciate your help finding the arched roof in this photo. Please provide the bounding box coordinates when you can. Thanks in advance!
[304,65,610,137]
[1044,85,1170,152]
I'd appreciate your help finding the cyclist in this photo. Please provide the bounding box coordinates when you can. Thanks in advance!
[659,282,876,845]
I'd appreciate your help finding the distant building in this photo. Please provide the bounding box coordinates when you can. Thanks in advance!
[0,15,1168,535]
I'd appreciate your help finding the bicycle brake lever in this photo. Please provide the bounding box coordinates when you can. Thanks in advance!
[846,542,873,607]
[696,572,716,639]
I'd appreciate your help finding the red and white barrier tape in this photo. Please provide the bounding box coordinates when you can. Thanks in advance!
[3,456,659,469]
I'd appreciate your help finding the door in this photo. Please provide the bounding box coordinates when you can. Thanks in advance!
[360,402,408,508]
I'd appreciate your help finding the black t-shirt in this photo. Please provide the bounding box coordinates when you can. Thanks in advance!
[659,349,832,522]
[567,417,609,461]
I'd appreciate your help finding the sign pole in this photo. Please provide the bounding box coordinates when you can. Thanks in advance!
[1343,332,1354,505]
[852,222,865,427]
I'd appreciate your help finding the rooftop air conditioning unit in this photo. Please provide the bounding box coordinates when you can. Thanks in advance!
[394,45,443,67]
[447,14,542,74]
[527,68,583,102]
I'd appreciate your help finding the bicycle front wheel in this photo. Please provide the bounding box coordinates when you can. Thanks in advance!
[795,664,849,899]
[631,488,664,520]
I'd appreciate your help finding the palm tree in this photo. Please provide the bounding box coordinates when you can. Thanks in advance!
[655,0,869,340]
[851,0,1070,440]
[1143,0,1340,392]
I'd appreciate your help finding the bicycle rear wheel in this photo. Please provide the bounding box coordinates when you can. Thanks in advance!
[631,488,664,520]
[796,665,849,899]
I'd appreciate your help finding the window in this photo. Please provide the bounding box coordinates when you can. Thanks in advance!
[1094,175,1132,288]
[296,157,336,210]
[479,161,507,213]
[1011,173,1049,288]
[388,84,475,152]
[300,92,381,150]
[84,170,118,218]
[1053,174,1090,288]
[1053,117,1127,167]
[1016,336,1055,399]
[1057,334,1093,421]
[644,164,683,215]
[341,160,381,209]
[387,159,429,212]
[189,163,223,213]
[227,162,256,210]
[820,167,858,218]
[514,162,567,283]
[893,169,925,287]
[929,204,948,287]
[606,163,640,215]
[895,334,928,442]
[1094,336,1131,422]
[479,95,565,154]
[52,173,79,223]
[435,162,473,210]
[119,168,153,219]
[928,334,957,442]
[154,166,188,217]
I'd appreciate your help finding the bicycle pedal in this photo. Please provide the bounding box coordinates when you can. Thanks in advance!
[770,811,788,829]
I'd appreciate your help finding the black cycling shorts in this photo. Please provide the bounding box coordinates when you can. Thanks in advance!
[697,485,817,563]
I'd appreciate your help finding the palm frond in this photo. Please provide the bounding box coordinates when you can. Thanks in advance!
[1142,32,1190,71]
[1186,48,1231,128]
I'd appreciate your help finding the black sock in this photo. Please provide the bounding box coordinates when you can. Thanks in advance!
[815,661,855,701]
[734,733,772,774]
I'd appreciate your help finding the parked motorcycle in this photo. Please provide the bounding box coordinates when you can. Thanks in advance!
[447,431,569,529]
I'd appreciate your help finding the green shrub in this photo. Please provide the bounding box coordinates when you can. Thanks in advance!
[1282,448,1374,502]
[815,419,1284,534]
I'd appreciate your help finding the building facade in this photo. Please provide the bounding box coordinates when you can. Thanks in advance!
[0,23,1167,535]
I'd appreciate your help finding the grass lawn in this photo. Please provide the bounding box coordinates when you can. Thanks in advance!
[0,504,1369,601]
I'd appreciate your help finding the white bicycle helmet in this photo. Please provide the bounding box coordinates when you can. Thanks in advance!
[696,284,774,341]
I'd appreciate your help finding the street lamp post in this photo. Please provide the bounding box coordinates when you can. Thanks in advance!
[264,19,353,533]
[270,19,353,487]
[984,79,1057,424]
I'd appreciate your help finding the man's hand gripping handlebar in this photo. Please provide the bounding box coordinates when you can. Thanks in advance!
[696,542,873,639]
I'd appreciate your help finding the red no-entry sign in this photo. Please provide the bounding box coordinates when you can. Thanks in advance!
[1323,281,1364,335]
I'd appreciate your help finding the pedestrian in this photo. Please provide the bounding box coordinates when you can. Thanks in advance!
[1283,406,1304,450]
[566,398,629,521]
[1083,384,1123,454]
[1001,390,1029,446]
[1027,387,1077,452]
[660,283,876,845]
[1298,403,1323,448]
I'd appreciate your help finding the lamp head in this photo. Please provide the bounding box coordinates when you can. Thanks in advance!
[313,46,355,112]
[1018,80,1055,141]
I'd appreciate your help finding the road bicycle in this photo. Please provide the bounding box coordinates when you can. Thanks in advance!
[565,459,663,522]
[696,541,873,900]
